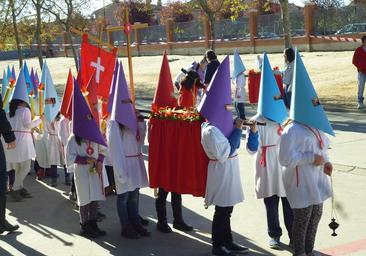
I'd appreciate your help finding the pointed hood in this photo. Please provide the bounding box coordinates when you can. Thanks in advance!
[85,71,100,126]
[30,68,38,97]
[232,49,246,78]
[72,80,106,146]
[34,71,40,88]
[10,67,29,105]
[198,56,234,137]
[152,52,177,109]
[42,62,61,122]
[253,53,288,124]
[7,66,13,83]
[1,70,8,97]
[60,69,74,119]
[111,62,137,132]
[107,60,120,114]
[290,50,335,136]
[23,61,34,95]
[11,66,16,82]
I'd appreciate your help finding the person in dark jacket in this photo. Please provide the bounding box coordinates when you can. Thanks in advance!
[0,94,19,234]
[204,50,220,86]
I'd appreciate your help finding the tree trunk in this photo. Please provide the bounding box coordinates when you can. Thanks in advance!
[66,26,79,71]
[35,1,43,68]
[279,0,292,48]
[208,14,216,50]
[10,0,23,68]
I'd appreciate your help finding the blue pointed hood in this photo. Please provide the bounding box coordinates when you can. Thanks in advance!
[42,62,61,122]
[10,67,29,105]
[1,70,8,97]
[253,53,288,124]
[290,50,335,136]
[232,49,246,78]
[23,61,34,95]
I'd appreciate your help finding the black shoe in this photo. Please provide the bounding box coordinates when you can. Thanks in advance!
[51,179,58,187]
[80,222,98,239]
[156,222,172,233]
[212,246,236,256]
[140,216,149,226]
[0,220,19,234]
[10,191,23,202]
[65,176,71,186]
[225,242,249,254]
[20,188,32,198]
[121,223,140,239]
[173,220,193,232]
[89,220,106,236]
[133,223,150,237]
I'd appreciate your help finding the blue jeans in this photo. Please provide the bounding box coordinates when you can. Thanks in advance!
[358,71,366,103]
[234,102,246,119]
[283,84,292,109]
[263,195,293,239]
[117,188,140,225]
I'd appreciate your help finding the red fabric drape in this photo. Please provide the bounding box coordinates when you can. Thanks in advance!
[248,73,284,104]
[148,118,209,197]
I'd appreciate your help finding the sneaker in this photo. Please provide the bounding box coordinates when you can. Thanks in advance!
[212,246,236,256]
[269,237,281,249]
[0,220,19,234]
[357,102,364,109]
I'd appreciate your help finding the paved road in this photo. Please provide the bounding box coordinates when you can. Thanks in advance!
[1,102,365,256]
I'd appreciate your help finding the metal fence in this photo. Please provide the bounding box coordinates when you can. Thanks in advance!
[314,5,366,35]
[214,17,249,40]
[173,21,204,41]
[258,9,304,39]
[138,25,167,44]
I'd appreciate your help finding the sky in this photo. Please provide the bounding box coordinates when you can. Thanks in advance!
[88,0,311,15]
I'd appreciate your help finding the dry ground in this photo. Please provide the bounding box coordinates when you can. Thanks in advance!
[0,51,359,108]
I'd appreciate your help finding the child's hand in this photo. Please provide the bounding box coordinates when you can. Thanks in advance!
[234,118,244,129]
[86,157,97,165]
[313,154,324,166]
[323,162,333,176]
[96,161,103,174]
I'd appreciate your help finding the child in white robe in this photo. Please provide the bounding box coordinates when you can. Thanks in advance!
[5,99,42,201]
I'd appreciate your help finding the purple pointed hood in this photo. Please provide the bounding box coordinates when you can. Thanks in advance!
[198,56,234,137]
[107,60,120,113]
[72,79,107,146]
[111,62,137,132]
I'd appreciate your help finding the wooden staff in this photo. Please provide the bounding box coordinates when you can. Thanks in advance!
[29,91,35,119]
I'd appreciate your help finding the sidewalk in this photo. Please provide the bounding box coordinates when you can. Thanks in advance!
[1,103,365,256]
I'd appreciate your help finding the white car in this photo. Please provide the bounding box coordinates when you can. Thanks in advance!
[335,23,366,35]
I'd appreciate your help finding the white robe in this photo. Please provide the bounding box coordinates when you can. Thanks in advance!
[33,131,50,169]
[107,120,148,195]
[66,135,106,206]
[44,119,64,166]
[246,117,286,199]
[279,122,332,209]
[4,106,41,164]
[201,124,244,207]
[58,116,73,172]
[232,73,246,103]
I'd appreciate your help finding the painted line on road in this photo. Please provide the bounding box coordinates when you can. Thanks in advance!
[320,238,366,255]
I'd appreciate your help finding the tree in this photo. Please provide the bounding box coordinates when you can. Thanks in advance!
[160,1,194,24]
[31,0,45,68]
[279,0,291,48]
[9,0,28,68]
[196,0,225,50]
[114,1,154,25]
[310,0,345,34]
[43,0,89,70]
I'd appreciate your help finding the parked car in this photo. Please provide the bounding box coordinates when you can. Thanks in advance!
[335,23,366,35]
